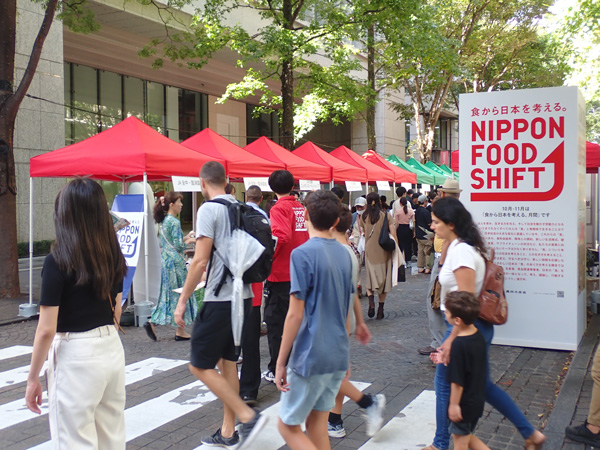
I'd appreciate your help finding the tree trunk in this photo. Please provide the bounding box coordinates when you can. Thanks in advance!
[0,0,20,298]
[366,24,376,151]
[0,0,59,298]
[280,58,294,150]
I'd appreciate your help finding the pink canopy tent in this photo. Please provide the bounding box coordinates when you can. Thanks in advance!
[182,128,282,178]
[330,146,394,182]
[362,150,417,184]
[292,142,367,183]
[30,116,219,181]
[244,137,331,182]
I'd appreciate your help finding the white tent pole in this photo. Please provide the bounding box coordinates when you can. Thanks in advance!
[29,177,33,306]
[143,172,149,302]
[349,191,352,208]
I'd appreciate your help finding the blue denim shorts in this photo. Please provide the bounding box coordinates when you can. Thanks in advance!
[449,418,479,436]
[279,369,346,426]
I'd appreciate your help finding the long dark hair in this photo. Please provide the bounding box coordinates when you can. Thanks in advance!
[153,191,183,223]
[431,197,487,256]
[400,197,408,214]
[362,192,382,225]
[52,178,127,300]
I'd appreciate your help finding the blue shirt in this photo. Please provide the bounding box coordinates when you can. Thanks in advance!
[288,237,353,377]
[246,201,270,223]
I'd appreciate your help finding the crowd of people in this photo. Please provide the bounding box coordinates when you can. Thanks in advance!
[24,164,554,450]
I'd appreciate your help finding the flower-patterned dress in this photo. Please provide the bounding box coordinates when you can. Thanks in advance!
[150,214,201,326]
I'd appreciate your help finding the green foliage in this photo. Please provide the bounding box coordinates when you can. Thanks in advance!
[17,241,54,258]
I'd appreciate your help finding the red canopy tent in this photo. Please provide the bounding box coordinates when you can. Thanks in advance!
[182,128,282,178]
[451,150,459,172]
[292,142,367,183]
[244,137,331,182]
[30,116,219,181]
[330,146,394,182]
[362,150,417,184]
[587,142,600,174]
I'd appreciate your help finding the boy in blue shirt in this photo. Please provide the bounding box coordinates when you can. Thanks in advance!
[275,190,353,450]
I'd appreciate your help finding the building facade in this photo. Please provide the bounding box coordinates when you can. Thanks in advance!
[14,0,409,242]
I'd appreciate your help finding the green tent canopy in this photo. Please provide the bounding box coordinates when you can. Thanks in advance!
[406,158,448,185]
[425,161,453,178]
[386,155,437,185]
[439,164,453,175]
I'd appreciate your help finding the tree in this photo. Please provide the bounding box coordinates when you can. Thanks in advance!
[383,0,563,162]
[142,0,378,149]
[0,0,99,299]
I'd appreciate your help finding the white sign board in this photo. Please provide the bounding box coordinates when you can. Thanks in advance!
[171,176,202,192]
[345,181,363,192]
[376,181,391,191]
[244,177,272,192]
[459,86,586,350]
[401,182,413,190]
[299,180,321,191]
[116,213,144,267]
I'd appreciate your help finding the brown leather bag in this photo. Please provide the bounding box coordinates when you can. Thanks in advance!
[430,276,441,310]
[478,249,508,325]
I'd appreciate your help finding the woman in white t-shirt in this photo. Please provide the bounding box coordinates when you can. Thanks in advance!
[423,197,545,450]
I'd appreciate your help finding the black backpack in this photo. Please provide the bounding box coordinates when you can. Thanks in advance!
[206,199,274,296]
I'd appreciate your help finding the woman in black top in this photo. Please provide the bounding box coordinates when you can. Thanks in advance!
[25,178,128,449]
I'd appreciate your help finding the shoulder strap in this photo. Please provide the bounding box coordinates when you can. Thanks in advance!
[204,199,235,296]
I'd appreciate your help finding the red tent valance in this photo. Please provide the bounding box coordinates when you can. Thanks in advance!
[330,146,394,182]
[293,142,367,183]
[362,150,417,184]
[182,128,283,178]
[30,117,217,181]
[244,137,331,182]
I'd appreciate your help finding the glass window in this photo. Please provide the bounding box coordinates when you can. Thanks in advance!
[146,81,165,132]
[246,105,280,145]
[99,70,122,130]
[71,64,99,143]
[124,76,144,120]
[178,89,202,140]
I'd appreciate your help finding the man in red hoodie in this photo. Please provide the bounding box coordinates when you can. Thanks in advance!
[264,170,309,382]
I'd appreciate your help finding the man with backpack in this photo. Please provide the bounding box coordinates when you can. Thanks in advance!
[175,161,268,449]
[263,170,309,383]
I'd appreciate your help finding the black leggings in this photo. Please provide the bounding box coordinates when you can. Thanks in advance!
[396,224,413,263]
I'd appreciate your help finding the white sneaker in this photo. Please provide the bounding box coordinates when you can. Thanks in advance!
[364,394,386,437]
[328,421,346,438]
[263,371,275,383]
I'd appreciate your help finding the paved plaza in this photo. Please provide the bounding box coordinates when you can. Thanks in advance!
[0,258,598,449]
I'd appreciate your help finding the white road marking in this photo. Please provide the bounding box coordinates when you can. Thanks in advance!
[0,358,187,432]
[0,346,33,362]
[192,381,371,450]
[358,390,436,450]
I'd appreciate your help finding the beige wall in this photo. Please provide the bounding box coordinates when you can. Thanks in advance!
[208,96,247,147]
[14,0,66,242]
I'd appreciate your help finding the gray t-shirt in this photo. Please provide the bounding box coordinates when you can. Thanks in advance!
[196,194,253,302]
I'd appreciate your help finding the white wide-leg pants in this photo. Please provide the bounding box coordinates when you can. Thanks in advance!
[47,324,125,450]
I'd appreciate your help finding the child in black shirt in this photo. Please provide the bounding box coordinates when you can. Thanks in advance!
[444,291,490,450]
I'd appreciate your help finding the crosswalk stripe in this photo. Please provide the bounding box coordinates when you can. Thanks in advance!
[193,381,371,450]
[0,358,187,432]
[357,390,436,450]
[28,380,217,450]
[0,362,47,390]
[0,346,33,362]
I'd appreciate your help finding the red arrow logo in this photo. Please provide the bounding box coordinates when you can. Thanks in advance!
[471,142,564,202]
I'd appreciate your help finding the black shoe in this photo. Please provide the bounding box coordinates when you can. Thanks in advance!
[565,422,600,446]
[201,428,239,448]
[239,411,268,449]
[418,346,437,355]
[143,322,157,342]
[241,394,257,407]
[174,335,191,341]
